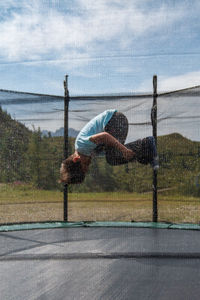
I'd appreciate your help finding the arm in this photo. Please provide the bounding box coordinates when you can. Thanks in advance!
[89,132,135,160]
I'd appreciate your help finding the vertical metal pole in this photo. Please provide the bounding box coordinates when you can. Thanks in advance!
[63,75,69,221]
[152,75,158,222]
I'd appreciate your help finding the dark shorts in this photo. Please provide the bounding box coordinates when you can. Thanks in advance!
[104,111,130,165]
[105,111,128,144]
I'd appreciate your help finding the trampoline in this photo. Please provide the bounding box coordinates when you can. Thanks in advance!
[1,224,200,300]
[1,76,200,299]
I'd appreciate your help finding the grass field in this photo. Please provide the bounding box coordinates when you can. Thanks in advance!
[0,183,200,224]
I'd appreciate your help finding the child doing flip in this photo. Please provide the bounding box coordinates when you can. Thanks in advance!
[60,109,159,184]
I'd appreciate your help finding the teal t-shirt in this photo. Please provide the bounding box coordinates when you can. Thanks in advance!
[75,109,117,156]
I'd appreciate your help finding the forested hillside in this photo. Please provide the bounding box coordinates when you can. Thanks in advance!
[0,107,63,189]
[0,107,200,196]
[0,107,31,183]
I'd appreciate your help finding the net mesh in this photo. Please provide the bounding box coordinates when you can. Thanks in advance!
[0,84,200,224]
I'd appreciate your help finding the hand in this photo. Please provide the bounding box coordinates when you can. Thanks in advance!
[122,148,135,161]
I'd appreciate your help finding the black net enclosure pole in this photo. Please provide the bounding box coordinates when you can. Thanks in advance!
[63,75,70,221]
[152,75,158,222]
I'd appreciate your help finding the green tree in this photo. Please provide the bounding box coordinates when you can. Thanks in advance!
[27,129,60,189]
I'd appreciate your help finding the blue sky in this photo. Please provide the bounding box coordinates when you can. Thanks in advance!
[0,0,200,95]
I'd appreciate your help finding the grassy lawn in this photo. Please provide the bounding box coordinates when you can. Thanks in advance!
[0,183,200,224]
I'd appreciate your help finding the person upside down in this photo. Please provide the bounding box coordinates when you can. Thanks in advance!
[60,109,159,184]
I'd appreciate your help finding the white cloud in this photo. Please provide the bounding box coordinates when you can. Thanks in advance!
[138,71,200,93]
[158,72,200,92]
[0,0,186,63]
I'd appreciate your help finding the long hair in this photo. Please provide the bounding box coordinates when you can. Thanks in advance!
[60,155,85,184]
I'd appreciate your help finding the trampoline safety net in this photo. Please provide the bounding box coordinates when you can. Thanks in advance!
[0,80,200,225]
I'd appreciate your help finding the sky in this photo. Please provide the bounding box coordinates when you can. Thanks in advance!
[0,0,200,96]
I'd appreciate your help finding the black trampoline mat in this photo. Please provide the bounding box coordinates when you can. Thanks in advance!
[1,227,200,300]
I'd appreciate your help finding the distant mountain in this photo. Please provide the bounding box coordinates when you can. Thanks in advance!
[42,127,79,137]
